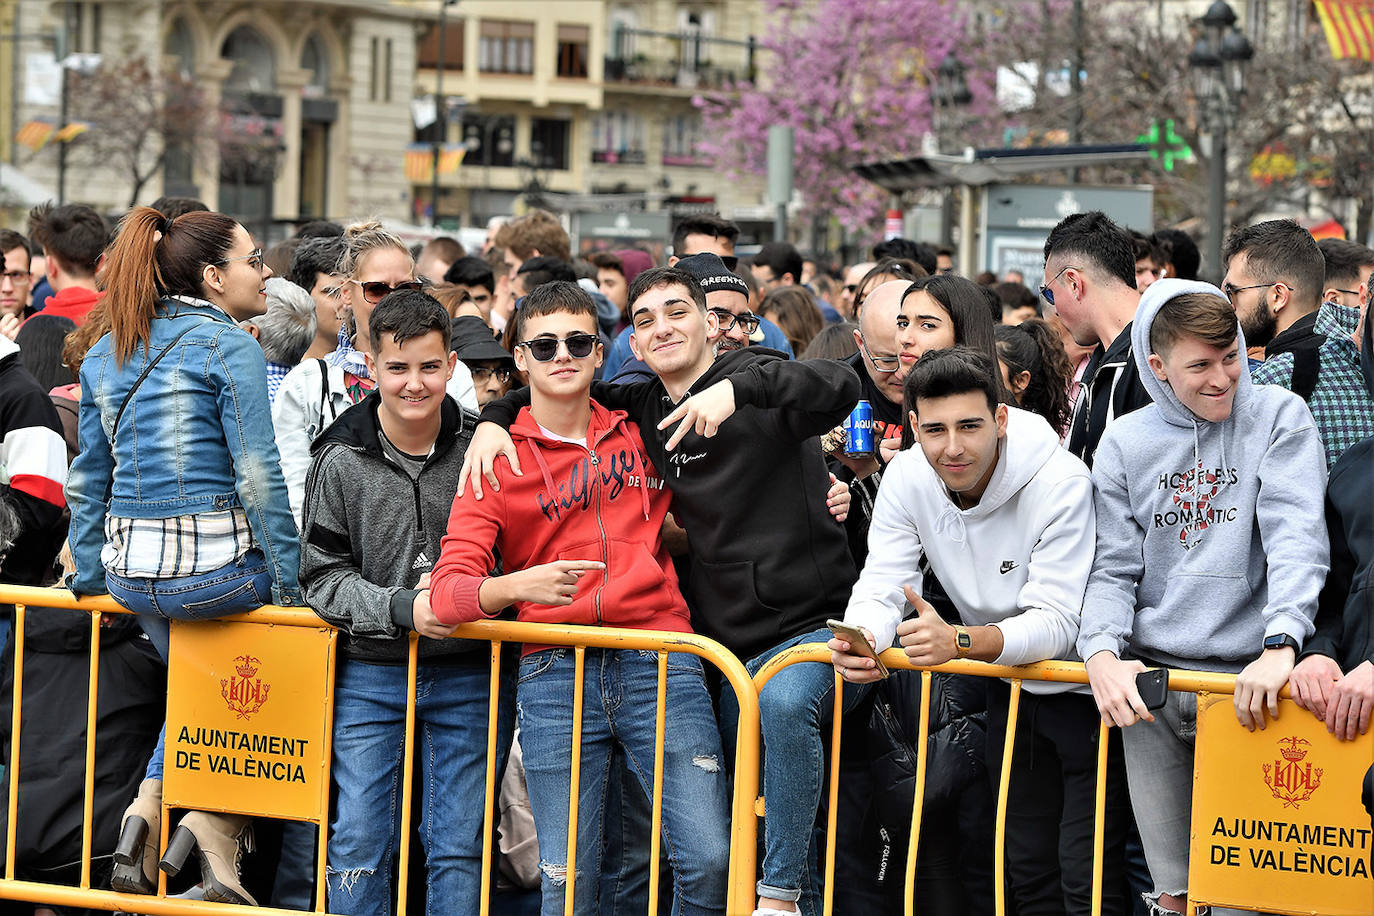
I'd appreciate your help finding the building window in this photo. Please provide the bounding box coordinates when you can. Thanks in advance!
[369,37,379,100]
[369,37,394,101]
[301,34,330,98]
[222,26,276,94]
[461,114,516,168]
[609,6,638,59]
[418,20,465,70]
[479,20,534,74]
[66,2,102,54]
[531,118,570,171]
[165,17,195,79]
[556,25,589,78]
[384,39,393,102]
[591,112,646,165]
[663,114,705,166]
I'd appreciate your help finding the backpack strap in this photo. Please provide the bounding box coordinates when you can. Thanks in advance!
[1289,348,1320,402]
[111,325,197,435]
[316,358,332,421]
[105,323,199,501]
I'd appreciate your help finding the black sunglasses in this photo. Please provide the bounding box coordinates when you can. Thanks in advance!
[350,279,424,304]
[1039,264,1079,306]
[709,308,761,334]
[517,333,599,362]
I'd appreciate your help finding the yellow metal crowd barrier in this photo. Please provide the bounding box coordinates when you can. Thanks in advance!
[753,644,1374,916]
[0,582,1369,916]
[0,585,760,916]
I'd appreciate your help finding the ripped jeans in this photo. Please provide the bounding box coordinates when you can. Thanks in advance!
[517,648,731,916]
[325,656,514,916]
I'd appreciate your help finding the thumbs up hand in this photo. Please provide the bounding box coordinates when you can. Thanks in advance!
[895,584,957,667]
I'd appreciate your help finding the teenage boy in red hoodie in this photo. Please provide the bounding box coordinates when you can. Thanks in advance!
[425,281,730,916]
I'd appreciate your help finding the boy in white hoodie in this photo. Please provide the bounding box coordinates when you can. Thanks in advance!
[1078,279,1328,915]
[835,346,1130,914]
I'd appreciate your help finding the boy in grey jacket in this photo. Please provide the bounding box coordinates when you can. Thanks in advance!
[300,290,512,915]
[1078,279,1328,916]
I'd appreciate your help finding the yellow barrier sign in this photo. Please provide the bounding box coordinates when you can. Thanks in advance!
[164,620,335,822]
[1190,694,1374,915]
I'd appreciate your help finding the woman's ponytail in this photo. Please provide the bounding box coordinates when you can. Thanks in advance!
[101,207,166,365]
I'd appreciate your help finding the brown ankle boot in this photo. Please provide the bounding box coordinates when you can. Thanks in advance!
[160,811,257,906]
[111,778,161,894]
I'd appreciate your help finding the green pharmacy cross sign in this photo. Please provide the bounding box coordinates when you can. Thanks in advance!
[1137,119,1193,171]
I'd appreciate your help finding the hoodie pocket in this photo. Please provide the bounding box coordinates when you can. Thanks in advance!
[555,539,607,608]
[1150,573,1256,653]
[689,558,779,644]
[605,538,671,613]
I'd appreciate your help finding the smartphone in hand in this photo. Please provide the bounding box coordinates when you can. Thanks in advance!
[827,619,890,679]
[1135,668,1169,711]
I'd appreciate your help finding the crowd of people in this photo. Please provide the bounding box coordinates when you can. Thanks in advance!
[0,196,1370,916]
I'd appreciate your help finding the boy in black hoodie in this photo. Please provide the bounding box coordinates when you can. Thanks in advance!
[300,291,512,915]
[463,265,864,916]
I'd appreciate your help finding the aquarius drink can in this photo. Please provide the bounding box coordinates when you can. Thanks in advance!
[843,400,874,457]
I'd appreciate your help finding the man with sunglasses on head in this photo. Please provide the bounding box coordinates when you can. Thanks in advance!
[273,221,477,524]
[1041,211,1151,468]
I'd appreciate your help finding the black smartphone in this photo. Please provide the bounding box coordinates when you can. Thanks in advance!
[1135,668,1169,711]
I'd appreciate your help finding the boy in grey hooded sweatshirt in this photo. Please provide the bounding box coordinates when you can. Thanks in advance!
[1077,278,1328,915]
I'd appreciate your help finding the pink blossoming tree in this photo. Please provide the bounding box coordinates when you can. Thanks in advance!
[695,0,999,233]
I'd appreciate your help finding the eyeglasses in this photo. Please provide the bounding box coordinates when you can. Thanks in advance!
[1329,288,1361,300]
[842,284,858,295]
[709,308,761,334]
[1221,282,1276,303]
[1039,265,1080,306]
[516,333,599,362]
[858,334,901,373]
[469,366,513,384]
[1,270,29,285]
[349,279,425,305]
[218,248,264,272]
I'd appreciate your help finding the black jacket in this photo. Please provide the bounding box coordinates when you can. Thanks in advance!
[0,612,165,885]
[1066,322,1154,468]
[481,348,861,661]
[300,393,488,665]
[1264,310,1323,360]
[1304,309,1374,671]
[830,352,905,570]
[0,352,66,592]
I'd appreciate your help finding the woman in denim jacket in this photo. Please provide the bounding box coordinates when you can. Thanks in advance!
[65,206,300,905]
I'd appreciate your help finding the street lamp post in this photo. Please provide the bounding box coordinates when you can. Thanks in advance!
[1188,1,1254,282]
[932,52,972,273]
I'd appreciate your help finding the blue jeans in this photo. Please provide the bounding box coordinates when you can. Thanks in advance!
[326,656,514,916]
[106,548,273,663]
[517,648,730,916]
[719,627,871,916]
[106,549,274,781]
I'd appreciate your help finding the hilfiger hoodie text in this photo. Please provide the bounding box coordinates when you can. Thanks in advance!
[1077,279,1328,673]
[846,407,1096,695]
[429,400,691,650]
[476,348,862,661]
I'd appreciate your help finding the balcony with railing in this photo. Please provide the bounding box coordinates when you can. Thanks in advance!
[602,26,757,92]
